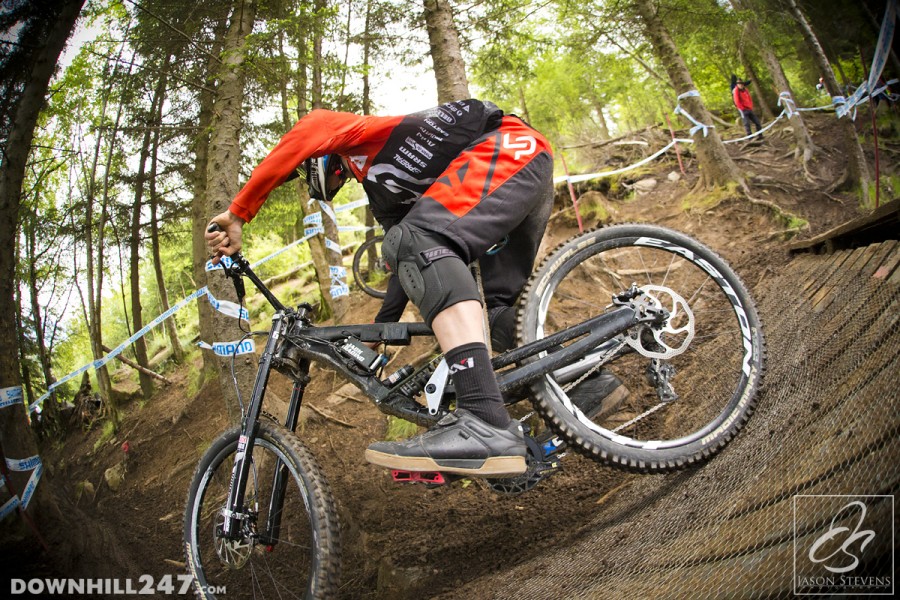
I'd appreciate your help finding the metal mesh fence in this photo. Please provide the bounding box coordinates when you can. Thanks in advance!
[447,240,899,599]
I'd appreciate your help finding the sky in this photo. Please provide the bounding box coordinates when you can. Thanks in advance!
[59,10,439,117]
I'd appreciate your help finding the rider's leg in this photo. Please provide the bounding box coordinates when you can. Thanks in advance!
[366,117,553,475]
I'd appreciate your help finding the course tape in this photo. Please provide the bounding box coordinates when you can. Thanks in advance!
[32,198,374,413]
[197,339,256,357]
[1,455,43,519]
[0,386,23,410]
[674,90,714,137]
[30,287,209,412]
[206,290,249,321]
[835,0,895,120]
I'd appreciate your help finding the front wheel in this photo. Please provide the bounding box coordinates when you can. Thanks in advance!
[517,224,765,472]
[183,421,341,599]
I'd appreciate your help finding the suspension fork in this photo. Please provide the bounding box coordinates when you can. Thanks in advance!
[220,313,287,539]
[260,358,310,547]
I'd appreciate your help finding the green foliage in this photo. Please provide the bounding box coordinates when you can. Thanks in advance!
[383,416,420,442]
[16,0,879,413]
[92,419,117,452]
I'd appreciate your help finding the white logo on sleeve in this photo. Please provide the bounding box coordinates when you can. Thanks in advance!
[502,133,536,161]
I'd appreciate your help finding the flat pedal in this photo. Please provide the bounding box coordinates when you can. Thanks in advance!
[391,470,457,486]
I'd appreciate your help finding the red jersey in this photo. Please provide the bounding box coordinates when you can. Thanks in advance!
[733,86,754,111]
[229,100,509,228]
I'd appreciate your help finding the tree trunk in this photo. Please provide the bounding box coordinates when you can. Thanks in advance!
[129,76,166,401]
[205,0,258,420]
[632,0,742,188]
[148,54,185,364]
[308,13,348,320]
[423,0,470,102]
[363,0,373,116]
[0,0,84,544]
[519,86,533,125]
[25,224,59,430]
[84,49,138,420]
[784,0,870,205]
[732,1,816,165]
[277,30,344,321]
[193,15,229,381]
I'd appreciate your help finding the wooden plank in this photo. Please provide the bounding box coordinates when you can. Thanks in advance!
[788,197,900,253]
[808,246,869,306]
[800,250,848,295]
[803,247,860,302]
[809,247,877,311]
[813,243,894,313]
[819,243,900,334]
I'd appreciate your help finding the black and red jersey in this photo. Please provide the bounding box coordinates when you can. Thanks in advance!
[229,99,509,228]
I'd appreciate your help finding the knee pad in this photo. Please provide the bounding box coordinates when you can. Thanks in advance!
[382,223,480,325]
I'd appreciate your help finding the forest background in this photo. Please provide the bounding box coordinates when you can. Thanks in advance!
[0,0,896,563]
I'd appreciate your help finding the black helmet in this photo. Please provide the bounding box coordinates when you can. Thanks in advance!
[305,154,348,201]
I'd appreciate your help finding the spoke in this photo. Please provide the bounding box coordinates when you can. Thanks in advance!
[554,291,611,312]
[660,253,678,288]
[686,274,712,306]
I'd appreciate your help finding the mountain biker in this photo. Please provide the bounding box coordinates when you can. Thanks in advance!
[733,79,763,139]
[206,99,625,477]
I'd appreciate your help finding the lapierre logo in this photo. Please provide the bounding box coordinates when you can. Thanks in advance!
[10,575,225,596]
[793,495,894,596]
[502,133,536,161]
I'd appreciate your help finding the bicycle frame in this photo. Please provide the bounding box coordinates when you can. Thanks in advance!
[216,251,656,542]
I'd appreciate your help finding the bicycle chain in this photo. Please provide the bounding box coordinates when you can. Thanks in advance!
[560,339,627,393]
[612,402,666,433]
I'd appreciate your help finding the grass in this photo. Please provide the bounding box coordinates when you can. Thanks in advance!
[384,416,420,441]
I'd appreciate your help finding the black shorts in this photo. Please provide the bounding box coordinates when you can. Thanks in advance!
[399,116,554,309]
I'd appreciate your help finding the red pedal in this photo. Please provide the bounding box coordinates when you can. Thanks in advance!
[391,470,446,485]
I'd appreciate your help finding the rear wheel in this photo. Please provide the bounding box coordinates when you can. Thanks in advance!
[183,422,341,599]
[517,224,765,472]
[353,235,390,298]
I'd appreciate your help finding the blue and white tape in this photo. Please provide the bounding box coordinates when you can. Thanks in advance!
[1,386,23,410]
[206,290,249,321]
[835,0,895,120]
[335,198,370,213]
[30,287,209,413]
[197,338,256,357]
[778,91,797,118]
[1,455,43,519]
[674,90,714,138]
[205,255,234,272]
[303,212,323,225]
[318,200,337,224]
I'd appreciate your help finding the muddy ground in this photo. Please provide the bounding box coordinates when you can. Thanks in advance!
[16,112,895,598]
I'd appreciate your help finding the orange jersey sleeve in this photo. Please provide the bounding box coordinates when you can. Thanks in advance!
[229,110,376,222]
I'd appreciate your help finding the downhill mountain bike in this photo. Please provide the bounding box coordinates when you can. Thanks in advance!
[352,233,390,298]
[183,223,765,599]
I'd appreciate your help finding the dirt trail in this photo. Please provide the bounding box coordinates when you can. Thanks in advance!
[32,113,894,598]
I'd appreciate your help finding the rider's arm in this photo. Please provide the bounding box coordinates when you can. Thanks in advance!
[374,276,409,323]
[228,110,371,223]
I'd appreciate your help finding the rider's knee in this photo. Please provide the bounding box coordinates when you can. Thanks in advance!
[382,223,479,326]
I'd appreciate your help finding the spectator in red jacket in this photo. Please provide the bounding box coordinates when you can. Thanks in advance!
[733,80,763,139]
